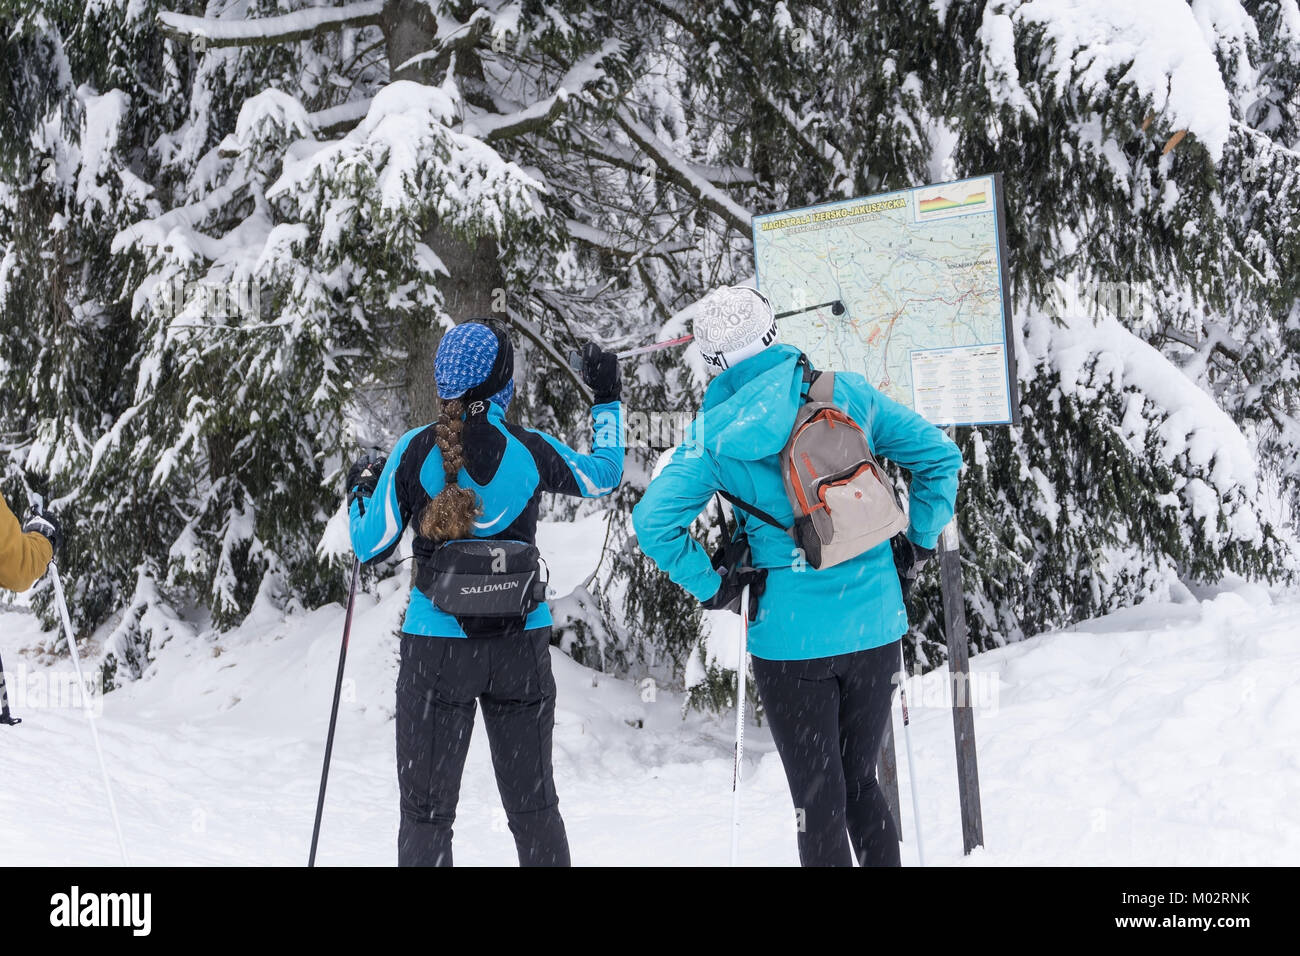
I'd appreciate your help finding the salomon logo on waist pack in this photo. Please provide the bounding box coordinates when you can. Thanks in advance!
[459,580,521,595]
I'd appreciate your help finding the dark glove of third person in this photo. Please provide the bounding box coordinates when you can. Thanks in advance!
[23,505,63,557]
[580,342,621,404]
[701,565,767,622]
[891,534,936,601]
[346,454,387,511]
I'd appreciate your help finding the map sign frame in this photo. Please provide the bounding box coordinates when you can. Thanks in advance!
[751,172,1020,427]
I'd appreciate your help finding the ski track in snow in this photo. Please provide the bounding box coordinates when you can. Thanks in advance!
[1,579,1296,866]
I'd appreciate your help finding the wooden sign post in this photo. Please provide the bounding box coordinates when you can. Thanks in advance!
[939,513,984,854]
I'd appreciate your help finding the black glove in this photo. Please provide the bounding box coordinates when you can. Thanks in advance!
[580,342,621,404]
[701,565,767,622]
[346,454,387,510]
[23,504,63,557]
[891,534,935,602]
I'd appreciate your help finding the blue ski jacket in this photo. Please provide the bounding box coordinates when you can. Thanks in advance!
[632,345,961,661]
[350,400,624,637]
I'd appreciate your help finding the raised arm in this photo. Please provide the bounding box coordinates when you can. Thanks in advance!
[510,400,625,498]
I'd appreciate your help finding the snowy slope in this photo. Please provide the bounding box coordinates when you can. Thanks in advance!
[1,576,1296,866]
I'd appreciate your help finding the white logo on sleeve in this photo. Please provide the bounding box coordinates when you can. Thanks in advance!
[50,886,151,937]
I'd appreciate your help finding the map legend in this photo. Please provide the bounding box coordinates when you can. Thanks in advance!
[910,344,1012,425]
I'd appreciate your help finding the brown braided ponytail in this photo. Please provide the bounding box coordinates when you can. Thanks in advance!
[419,398,481,541]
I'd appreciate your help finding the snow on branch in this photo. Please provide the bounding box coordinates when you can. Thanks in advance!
[997,0,1232,160]
[569,130,756,186]
[614,107,753,233]
[468,40,621,143]
[308,98,373,138]
[760,91,847,173]
[565,219,694,259]
[473,95,569,142]
[111,181,250,254]
[157,2,383,49]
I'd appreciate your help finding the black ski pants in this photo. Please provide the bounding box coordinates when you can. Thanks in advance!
[751,639,902,867]
[395,627,569,866]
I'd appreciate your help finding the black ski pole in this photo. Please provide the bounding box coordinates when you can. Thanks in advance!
[0,647,19,726]
[309,556,361,867]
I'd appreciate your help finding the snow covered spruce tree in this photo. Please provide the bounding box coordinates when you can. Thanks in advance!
[0,1,185,661]
[933,0,1297,658]
[2,1,766,687]
[127,0,772,683]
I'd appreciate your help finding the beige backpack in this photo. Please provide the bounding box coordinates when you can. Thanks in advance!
[720,357,908,570]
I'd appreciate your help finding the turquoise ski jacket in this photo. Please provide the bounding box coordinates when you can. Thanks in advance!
[350,400,624,637]
[632,345,961,661]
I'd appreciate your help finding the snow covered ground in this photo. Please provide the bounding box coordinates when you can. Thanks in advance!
[2,568,1296,866]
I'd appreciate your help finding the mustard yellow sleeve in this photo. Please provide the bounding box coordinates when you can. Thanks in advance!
[0,494,53,592]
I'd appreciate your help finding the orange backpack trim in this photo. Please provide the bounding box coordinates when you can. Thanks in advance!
[787,409,867,516]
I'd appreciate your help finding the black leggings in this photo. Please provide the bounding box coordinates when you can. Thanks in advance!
[395,627,570,867]
[752,640,902,867]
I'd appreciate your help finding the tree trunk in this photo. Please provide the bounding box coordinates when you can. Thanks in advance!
[381,1,507,425]
[382,0,438,83]
[404,230,505,424]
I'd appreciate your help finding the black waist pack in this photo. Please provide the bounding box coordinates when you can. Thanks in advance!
[414,539,547,619]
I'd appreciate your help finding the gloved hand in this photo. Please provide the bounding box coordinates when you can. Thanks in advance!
[701,565,767,622]
[891,534,936,602]
[580,342,621,404]
[23,504,63,557]
[346,454,387,510]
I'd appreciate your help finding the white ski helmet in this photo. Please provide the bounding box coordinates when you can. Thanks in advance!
[693,286,778,372]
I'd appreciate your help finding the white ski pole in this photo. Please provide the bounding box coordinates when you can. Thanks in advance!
[567,300,847,368]
[730,583,750,867]
[43,539,130,865]
[898,641,924,866]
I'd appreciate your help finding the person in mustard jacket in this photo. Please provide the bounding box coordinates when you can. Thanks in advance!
[0,493,61,592]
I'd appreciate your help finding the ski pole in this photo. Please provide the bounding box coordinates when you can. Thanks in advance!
[730,581,750,867]
[48,560,131,865]
[0,647,20,726]
[898,640,925,866]
[308,556,361,867]
[566,298,845,370]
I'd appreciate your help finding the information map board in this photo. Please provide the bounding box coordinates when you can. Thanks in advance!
[752,173,1019,427]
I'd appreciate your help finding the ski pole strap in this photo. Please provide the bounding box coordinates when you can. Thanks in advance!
[716,489,789,534]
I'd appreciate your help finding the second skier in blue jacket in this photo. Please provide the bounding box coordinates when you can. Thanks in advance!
[633,286,961,866]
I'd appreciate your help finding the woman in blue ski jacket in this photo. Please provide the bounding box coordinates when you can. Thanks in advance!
[632,286,961,866]
[347,320,623,867]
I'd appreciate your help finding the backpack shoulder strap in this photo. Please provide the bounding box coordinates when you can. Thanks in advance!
[796,353,834,404]
[808,369,835,404]
[716,489,788,532]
